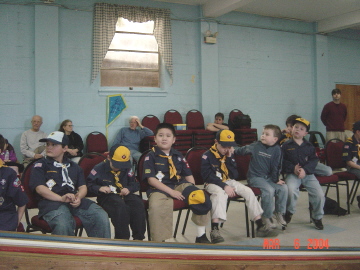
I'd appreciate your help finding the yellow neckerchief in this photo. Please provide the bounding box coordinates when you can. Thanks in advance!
[209,143,229,182]
[0,159,4,168]
[346,137,360,158]
[111,170,123,190]
[152,147,180,181]
[279,132,292,145]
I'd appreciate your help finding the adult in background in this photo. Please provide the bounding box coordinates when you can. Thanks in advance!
[321,88,347,142]
[112,116,153,163]
[20,115,47,167]
[59,119,84,163]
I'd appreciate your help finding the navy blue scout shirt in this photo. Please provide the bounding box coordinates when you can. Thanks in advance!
[201,150,238,189]
[87,160,139,198]
[30,156,92,217]
[282,138,318,175]
[0,166,28,231]
[234,141,282,183]
[142,146,192,196]
[342,135,360,165]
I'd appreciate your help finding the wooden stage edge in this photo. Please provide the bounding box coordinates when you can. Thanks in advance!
[1,231,360,269]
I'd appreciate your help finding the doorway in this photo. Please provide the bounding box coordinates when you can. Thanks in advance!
[336,84,360,131]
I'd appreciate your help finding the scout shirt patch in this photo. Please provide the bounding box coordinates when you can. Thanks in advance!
[145,169,151,174]
[46,179,56,190]
[91,169,97,176]
[156,171,165,182]
[183,158,190,168]
[0,197,4,206]
[128,169,134,177]
[0,179,6,186]
[109,185,117,194]
[34,163,42,168]
[216,171,222,179]
[13,178,21,187]
[202,155,207,160]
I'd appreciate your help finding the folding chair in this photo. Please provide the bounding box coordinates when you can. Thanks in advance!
[140,115,158,152]
[181,146,208,235]
[163,109,193,155]
[325,138,357,213]
[308,131,326,163]
[186,110,215,149]
[22,160,83,236]
[78,152,107,197]
[85,131,108,154]
[137,149,189,240]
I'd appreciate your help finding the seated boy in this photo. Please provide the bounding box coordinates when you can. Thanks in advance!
[280,114,332,177]
[202,129,278,242]
[282,118,325,230]
[206,112,229,132]
[234,125,288,229]
[87,144,146,240]
[143,123,211,243]
[342,121,360,206]
[0,159,28,231]
[30,131,111,237]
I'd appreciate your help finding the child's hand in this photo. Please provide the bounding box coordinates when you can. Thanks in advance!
[277,179,286,185]
[226,147,234,157]
[294,164,301,176]
[120,188,130,196]
[224,185,236,198]
[61,193,75,203]
[298,168,306,179]
[99,186,111,194]
[170,190,185,200]
[70,196,81,208]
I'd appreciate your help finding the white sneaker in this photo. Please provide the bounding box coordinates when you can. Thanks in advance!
[274,212,287,227]
[269,218,277,229]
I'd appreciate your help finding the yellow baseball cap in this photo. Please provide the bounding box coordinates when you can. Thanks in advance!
[109,144,131,169]
[216,129,237,147]
[294,118,310,131]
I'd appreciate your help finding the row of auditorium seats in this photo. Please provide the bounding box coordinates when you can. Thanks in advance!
[83,109,258,156]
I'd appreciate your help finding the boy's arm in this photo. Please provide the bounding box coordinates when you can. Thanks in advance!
[17,205,26,226]
[185,175,195,185]
[302,147,319,175]
[140,127,154,138]
[234,144,253,156]
[206,123,229,131]
[270,147,282,182]
[148,177,184,200]
[201,154,227,189]
[281,145,296,174]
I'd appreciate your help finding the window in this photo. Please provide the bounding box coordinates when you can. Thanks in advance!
[101,18,160,87]
[91,3,173,90]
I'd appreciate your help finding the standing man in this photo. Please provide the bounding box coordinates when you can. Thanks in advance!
[321,89,347,142]
[112,116,153,163]
[20,115,47,167]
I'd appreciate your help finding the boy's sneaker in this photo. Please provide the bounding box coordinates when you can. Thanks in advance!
[256,224,279,238]
[269,218,277,229]
[311,218,324,230]
[210,228,225,243]
[195,233,211,244]
[284,211,293,224]
[274,212,287,227]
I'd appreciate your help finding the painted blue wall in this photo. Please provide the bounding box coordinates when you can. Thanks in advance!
[0,0,359,159]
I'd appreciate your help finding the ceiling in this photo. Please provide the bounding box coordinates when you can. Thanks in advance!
[153,0,360,33]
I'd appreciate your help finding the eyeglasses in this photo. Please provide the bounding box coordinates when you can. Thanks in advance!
[67,125,74,127]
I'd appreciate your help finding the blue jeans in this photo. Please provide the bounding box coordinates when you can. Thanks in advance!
[43,202,111,238]
[285,174,325,220]
[314,162,332,176]
[248,177,288,218]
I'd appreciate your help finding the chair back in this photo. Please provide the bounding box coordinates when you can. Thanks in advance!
[137,149,152,194]
[228,109,243,130]
[85,131,108,153]
[185,147,208,185]
[79,152,107,179]
[186,110,205,130]
[325,138,346,169]
[234,154,251,180]
[142,114,160,133]
[164,109,183,124]
[21,159,39,209]
[308,131,326,148]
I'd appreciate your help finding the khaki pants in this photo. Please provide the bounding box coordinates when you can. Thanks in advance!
[325,131,347,143]
[23,146,45,168]
[148,183,210,242]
